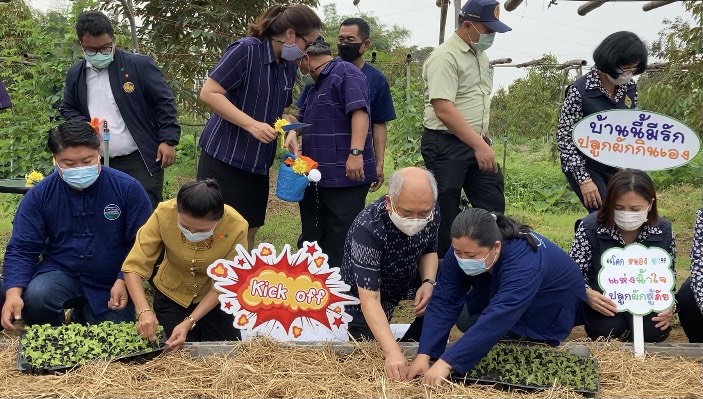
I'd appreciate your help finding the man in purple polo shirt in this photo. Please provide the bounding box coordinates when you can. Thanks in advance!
[286,38,373,269]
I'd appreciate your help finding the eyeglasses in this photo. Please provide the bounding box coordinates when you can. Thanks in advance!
[391,200,434,221]
[82,45,114,56]
[297,35,314,50]
[615,67,638,75]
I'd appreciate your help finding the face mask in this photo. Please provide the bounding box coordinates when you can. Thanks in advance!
[337,42,363,62]
[179,225,214,242]
[84,50,114,69]
[469,23,495,52]
[613,209,649,231]
[607,72,633,86]
[281,41,305,61]
[455,248,493,276]
[297,69,315,86]
[388,201,430,236]
[57,163,100,190]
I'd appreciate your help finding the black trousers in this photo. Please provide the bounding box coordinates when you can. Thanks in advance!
[564,166,617,213]
[421,130,505,257]
[298,184,370,269]
[348,315,425,342]
[676,277,703,343]
[108,151,163,209]
[153,289,240,342]
[583,306,670,342]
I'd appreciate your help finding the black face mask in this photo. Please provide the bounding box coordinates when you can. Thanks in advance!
[337,42,364,62]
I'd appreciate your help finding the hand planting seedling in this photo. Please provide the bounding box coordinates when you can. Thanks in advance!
[19,321,165,372]
[460,344,599,393]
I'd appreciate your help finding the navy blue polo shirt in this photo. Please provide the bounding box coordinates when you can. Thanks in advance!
[199,37,296,175]
[341,198,440,320]
[296,59,375,188]
[296,61,396,124]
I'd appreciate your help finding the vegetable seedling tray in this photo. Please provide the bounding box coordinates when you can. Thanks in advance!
[449,345,600,397]
[17,328,167,375]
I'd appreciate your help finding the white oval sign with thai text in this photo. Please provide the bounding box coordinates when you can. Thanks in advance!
[573,109,700,171]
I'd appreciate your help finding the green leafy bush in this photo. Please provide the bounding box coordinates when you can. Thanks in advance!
[20,321,165,371]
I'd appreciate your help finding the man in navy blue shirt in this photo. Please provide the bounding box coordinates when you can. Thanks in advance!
[341,167,439,381]
[294,18,396,191]
[1,120,152,330]
[286,39,372,270]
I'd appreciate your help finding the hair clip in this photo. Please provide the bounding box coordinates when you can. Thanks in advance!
[490,213,497,221]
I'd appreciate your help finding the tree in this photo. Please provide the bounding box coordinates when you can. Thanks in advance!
[102,0,320,120]
[489,54,568,143]
[639,1,702,135]
[0,0,78,178]
[320,4,410,53]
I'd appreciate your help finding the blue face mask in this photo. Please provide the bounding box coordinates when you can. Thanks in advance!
[469,23,495,52]
[84,51,114,69]
[179,225,214,242]
[455,248,493,276]
[57,163,100,190]
[280,41,305,61]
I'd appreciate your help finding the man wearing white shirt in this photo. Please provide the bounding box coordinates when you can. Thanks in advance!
[60,11,180,208]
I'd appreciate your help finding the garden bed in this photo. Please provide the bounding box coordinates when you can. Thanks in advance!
[0,337,701,398]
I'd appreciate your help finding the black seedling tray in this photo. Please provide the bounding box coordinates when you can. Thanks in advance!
[450,359,600,397]
[449,352,600,397]
[17,332,167,375]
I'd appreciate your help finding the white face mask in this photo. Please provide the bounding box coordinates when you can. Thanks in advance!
[179,225,214,242]
[607,72,633,86]
[388,200,431,237]
[613,210,649,231]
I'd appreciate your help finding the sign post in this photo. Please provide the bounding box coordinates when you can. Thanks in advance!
[598,243,675,358]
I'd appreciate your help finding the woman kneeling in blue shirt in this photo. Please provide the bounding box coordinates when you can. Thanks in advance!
[407,208,587,385]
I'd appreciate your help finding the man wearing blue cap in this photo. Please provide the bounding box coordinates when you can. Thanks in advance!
[420,0,511,259]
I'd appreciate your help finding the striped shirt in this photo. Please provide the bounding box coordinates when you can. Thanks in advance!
[199,37,296,175]
[297,59,374,187]
[341,198,440,320]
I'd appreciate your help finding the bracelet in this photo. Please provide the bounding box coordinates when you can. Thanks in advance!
[579,178,593,186]
[137,308,154,318]
[185,315,197,330]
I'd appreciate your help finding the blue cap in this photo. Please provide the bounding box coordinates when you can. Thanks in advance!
[460,0,512,33]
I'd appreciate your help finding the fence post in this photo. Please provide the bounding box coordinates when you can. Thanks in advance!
[405,54,412,103]
[502,132,508,177]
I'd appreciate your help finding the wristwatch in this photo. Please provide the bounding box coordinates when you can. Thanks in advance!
[161,140,178,146]
[349,148,363,156]
[422,278,437,286]
[185,315,197,330]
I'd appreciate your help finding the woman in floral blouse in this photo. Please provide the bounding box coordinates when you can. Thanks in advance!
[570,169,675,342]
[556,31,648,212]
[676,208,703,342]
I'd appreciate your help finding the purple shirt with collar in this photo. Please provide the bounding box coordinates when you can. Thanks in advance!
[297,59,375,188]
[199,37,296,175]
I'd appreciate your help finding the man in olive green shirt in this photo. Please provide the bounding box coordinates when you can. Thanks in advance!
[421,0,511,257]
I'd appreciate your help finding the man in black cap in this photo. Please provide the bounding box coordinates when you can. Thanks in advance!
[420,0,511,260]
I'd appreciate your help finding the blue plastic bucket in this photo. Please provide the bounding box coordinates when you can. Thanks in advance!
[275,153,309,202]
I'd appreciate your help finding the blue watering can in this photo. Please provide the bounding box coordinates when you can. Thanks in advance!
[276,153,311,202]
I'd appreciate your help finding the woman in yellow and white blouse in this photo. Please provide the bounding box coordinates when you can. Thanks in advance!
[122,180,248,350]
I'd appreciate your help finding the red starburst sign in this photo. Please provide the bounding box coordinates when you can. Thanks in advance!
[207,241,359,340]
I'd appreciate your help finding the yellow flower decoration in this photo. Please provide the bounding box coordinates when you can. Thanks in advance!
[274,118,290,149]
[25,170,45,187]
[274,118,290,134]
[291,159,308,175]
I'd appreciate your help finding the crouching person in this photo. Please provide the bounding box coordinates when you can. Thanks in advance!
[407,209,588,385]
[341,167,440,381]
[1,120,153,330]
[122,180,248,351]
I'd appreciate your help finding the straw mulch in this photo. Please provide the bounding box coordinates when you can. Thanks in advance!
[0,337,700,399]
